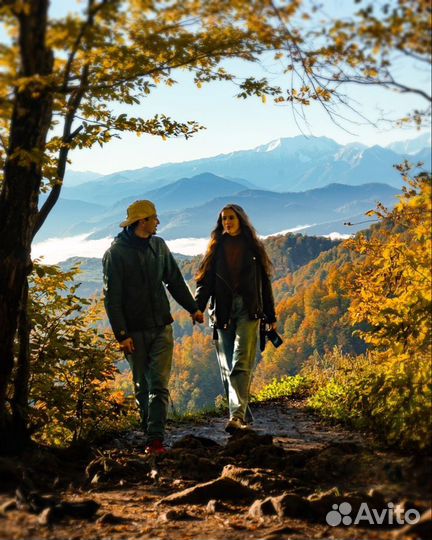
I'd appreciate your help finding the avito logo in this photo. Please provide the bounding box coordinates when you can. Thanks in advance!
[326,502,420,527]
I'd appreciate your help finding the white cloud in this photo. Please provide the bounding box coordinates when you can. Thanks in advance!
[31,227,342,265]
[32,234,113,264]
[261,225,313,238]
[32,234,209,264]
[324,232,352,240]
[166,237,209,256]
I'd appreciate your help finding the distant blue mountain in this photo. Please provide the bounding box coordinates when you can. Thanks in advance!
[115,172,254,211]
[61,134,431,206]
[35,134,430,243]
[87,182,400,241]
[387,131,430,155]
[34,196,105,241]
[36,173,253,241]
[63,169,102,187]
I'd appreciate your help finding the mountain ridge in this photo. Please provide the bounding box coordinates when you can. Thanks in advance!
[85,181,399,241]
[33,133,430,245]
[60,135,430,206]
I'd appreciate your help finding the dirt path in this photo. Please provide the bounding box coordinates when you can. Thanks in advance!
[0,399,430,540]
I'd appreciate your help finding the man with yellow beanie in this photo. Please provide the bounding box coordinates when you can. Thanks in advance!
[103,200,203,455]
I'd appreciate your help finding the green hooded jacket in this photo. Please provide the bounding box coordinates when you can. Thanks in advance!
[102,230,197,341]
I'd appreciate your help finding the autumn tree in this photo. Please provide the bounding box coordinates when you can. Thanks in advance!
[0,0,430,448]
[170,330,221,412]
[347,164,431,356]
[9,262,126,449]
[253,241,367,388]
[302,168,432,450]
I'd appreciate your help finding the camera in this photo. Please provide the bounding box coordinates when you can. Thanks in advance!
[266,329,283,348]
[259,321,283,351]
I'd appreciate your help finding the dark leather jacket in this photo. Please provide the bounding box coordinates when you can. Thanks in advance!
[195,239,276,329]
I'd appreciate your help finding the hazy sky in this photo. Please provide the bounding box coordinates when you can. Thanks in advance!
[63,1,430,174]
[68,68,430,175]
[1,1,430,175]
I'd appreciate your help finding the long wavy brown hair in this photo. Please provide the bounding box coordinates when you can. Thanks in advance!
[195,204,273,281]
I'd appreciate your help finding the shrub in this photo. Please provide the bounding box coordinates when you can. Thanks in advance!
[28,262,134,447]
[304,348,432,451]
[253,374,312,402]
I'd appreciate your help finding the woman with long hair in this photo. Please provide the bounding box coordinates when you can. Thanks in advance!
[195,204,277,433]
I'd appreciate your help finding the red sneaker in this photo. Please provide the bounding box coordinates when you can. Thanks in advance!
[145,439,167,455]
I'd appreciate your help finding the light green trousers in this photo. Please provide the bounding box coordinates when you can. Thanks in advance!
[215,295,259,422]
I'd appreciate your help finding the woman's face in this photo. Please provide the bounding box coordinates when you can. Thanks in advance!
[221,208,241,236]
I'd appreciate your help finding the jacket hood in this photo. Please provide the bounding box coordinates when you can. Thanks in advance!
[111,228,154,250]
[111,229,132,247]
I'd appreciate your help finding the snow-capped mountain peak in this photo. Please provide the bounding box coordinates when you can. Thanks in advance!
[387,132,431,155]
[255,139,282,153]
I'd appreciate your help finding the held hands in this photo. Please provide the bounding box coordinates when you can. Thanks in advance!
[268,322,277,332]
[191,310,204,325]
[119,337,135,354]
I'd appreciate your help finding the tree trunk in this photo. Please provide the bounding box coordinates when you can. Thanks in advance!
[10,278,32,445]
[0,0,53,452]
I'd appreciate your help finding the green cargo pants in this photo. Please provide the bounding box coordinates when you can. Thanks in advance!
[126,325,173,442]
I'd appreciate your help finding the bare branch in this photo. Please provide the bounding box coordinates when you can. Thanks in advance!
[316,74,431,103]
[33,0,96,238]
[269,1,354,133]
[32,125,83,238]
[398,48,431,64]
[63,45,257,94]
[61,0,109,91]
[344,219,378,226]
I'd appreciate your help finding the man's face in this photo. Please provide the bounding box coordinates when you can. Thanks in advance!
[139,214,160,236]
